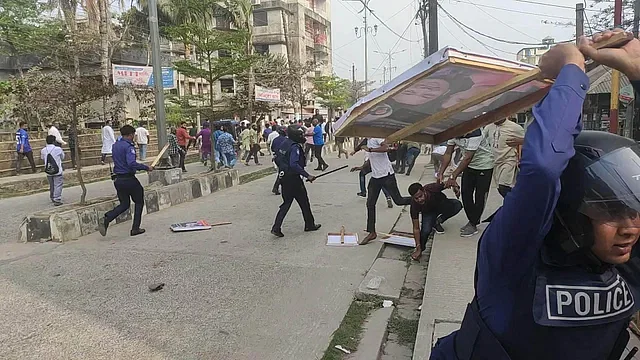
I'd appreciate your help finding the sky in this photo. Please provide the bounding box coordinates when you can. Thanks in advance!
[330,0,611,86]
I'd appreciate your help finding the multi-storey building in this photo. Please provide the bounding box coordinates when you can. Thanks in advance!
[174,0,332,120]
[516,36,554,66]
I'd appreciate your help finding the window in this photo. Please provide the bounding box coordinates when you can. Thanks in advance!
[254,44,269,55]
[220,79,235,94]
[253,11,268,26]
[218,49,232,58]
[215,16,231,30]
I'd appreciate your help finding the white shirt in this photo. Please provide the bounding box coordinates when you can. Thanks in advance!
[267,131,279,145]
[367,138,394,179]
[48,126,67,146]
[447,129,494,170]
[433,145,447,155]
[135,127,150,144]
[101,125,116,154]
[40,144,65,176]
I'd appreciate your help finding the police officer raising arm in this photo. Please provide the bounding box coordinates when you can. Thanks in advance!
[271,125,321,238]
[431,30,640,360]
[98,125,153,237]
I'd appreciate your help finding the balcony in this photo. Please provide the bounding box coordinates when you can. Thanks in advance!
[313,33,328,54]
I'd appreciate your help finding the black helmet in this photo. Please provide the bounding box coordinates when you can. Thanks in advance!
[276,126,287,136]
[550,131,640,260]
[287,125,305,143]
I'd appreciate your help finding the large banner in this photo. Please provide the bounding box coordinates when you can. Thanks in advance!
[255,85,281,102]
[112,65,176,89]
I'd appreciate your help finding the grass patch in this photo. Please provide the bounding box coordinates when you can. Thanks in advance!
[388,313,419,348]
[321,301,377,360]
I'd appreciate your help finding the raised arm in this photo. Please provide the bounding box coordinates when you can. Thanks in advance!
[478,45,587,285]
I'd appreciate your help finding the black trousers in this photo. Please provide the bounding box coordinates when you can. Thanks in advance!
[272,175,315,231]
[16,151,36,173]
[244,144,259,164]
[366,174,411,232]
[105,177,145,231]
[498,184,512,198]
[461,168,493,226]
[304,143,315,164]
[179,145,187,170]
[419,199,463,250]
[314,145,327,169]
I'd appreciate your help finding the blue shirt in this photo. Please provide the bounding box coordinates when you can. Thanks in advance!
[313,125,324,145]
[213,130,223,151]
[288,143,310,178]
[271,135,287,153]
[16,128,31,153]
[112,138,149,175]
[217,132,235,154]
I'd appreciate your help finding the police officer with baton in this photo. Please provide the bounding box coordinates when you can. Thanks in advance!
[98,125,153,237]
[271,125,321,238]
[431,29,640,360]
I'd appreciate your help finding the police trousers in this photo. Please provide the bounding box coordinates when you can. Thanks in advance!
[105,176,145,231]
[272,175,315,232]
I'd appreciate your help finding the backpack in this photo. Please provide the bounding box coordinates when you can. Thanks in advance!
[44,150,59,175]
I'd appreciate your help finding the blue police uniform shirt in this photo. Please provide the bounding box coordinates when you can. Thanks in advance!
[288,143,310,178]
[430,65,640,360]
[271,135,286,153]
[112,138,149,175]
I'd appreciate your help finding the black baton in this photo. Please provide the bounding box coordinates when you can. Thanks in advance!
[307,165,349,181]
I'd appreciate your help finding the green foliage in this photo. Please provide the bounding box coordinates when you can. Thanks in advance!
[313,75,351,111]
[0,0,65,58]
[588,0,634,31]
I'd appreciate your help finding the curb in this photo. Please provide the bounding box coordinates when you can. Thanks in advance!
[20,168,244,243]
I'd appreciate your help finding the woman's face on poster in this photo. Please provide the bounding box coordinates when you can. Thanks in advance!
[441,85,499,112]
[392,78,450,106]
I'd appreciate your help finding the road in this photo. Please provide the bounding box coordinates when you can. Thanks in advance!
[0,153,432,360]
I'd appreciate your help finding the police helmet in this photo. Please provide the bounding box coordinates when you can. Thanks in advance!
[287,125,305,143]
[276,126,287,136]
[551,131,640,259]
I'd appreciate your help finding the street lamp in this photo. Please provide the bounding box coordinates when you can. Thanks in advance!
[346,0,377,92]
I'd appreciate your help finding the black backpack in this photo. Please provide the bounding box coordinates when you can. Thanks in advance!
[44,151,59,175]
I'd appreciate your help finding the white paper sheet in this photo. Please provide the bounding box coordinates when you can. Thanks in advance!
[380,235,415,248]
[326,234,359,247]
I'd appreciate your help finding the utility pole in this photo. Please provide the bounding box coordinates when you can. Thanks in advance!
[382,66,387,83]
[634,0,640,38]
[352,63,356,82]
[418,0,428,58]
[352,0,377,93]
[610,0,623,134]
[148,0,168,151]
[375,49,405,83]
[428,0,438,55]
[576,3,584,43]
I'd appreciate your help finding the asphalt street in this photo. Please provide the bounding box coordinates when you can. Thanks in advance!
[0,153,432,360]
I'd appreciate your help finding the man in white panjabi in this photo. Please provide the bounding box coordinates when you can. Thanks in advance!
[484,117,525,198]
[101,119,116,165]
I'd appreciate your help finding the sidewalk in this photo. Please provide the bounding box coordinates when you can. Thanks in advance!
[412,190,640,360]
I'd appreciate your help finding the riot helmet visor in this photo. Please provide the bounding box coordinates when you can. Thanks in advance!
[578,145,640,228]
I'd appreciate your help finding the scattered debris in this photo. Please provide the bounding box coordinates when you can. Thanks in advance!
[52,273,61,277]
[327,226,359,246]
[148,283,165,292]
[220,240,228,244]
[383,300,394,308]
[418,304,422,311]
[334,345,351,354]
[366,276,383,290]
[219,330,230,335]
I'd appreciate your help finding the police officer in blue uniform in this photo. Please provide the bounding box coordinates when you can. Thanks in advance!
[271,126,288,195]
[98,125,153,237]
[271,125,321,237]
[431,29,640,360]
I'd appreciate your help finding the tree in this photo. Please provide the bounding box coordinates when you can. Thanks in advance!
[588,0,634,31]
[284,61,317,117]
[313,75,350,119]
[165,14,253,112]
[348,80,375,107]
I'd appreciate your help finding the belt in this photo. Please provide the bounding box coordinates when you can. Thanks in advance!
[114,173,136,179]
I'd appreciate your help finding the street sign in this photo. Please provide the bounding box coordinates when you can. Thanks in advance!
[112,64,176,89]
